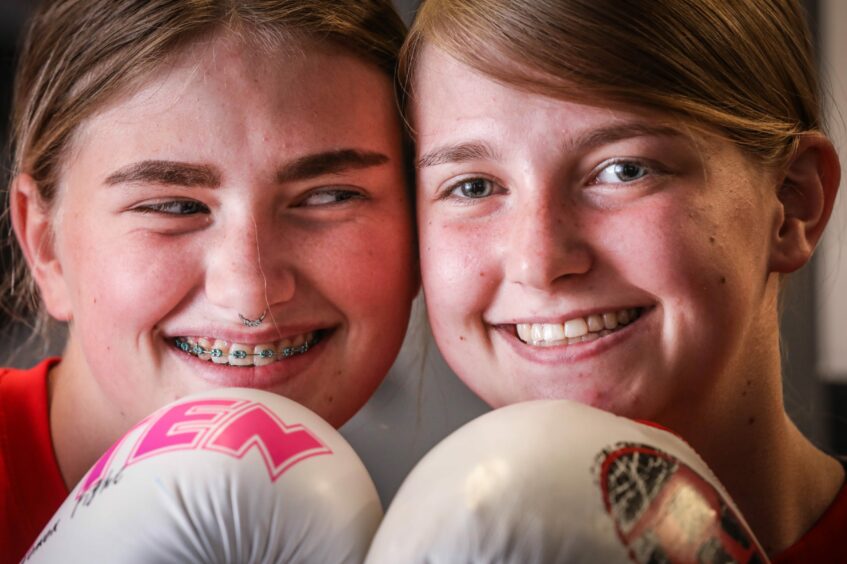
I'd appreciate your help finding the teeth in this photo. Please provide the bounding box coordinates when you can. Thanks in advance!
[229,343,252,367]
[531,324,544,342]
[278,338,293,357]
[211,340,229,365]
[254,344,276,367]
[516,308,643,346]
[173,331,320,367]
[197,337,212,361]
[564,318,588,339]
[587,315,604,332]
[543,323,565,341]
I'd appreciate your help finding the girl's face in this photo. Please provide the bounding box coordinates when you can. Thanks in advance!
[43,36,417,428]
[413,47,784,423]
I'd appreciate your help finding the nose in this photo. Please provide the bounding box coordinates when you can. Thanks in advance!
[502,193,593,289]
[204,215,295,321]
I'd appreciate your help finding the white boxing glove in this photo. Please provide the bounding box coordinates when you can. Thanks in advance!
[24,388,382,564]
[366,400,769,564]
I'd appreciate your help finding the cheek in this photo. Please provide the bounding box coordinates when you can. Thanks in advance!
[601,199,728,290]
[607,203,758,345]
[61,223,198,332]
[314,216,417,325]
[420,216,496,317]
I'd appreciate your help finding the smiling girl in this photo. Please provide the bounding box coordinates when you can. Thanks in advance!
[0,0,417,559]
[402,0,845,559]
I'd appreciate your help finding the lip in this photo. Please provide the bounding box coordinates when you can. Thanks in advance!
[166,328,333,389]
[492,306,654,365]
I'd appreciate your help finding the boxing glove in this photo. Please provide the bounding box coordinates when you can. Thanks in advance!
[366,399,768,564]
[24,388,382,564]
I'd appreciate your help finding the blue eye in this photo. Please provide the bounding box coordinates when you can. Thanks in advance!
[595,161,649,184]
[135,200,209,215]
[450,178,496,199]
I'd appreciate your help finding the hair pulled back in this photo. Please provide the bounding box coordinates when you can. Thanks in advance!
[3,0,406,333]
[401,0,820,166]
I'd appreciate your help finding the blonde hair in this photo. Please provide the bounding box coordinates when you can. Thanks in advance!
[2,0,406,338]
[400,0,820,165]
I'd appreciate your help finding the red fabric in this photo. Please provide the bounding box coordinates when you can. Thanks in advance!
[0,359,67,564]
[773,465,847,563]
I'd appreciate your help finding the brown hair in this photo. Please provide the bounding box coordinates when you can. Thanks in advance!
[2,0,406,338]
[400,0,820,165]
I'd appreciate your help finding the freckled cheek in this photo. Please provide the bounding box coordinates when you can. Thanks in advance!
[603,211,714,290]
[420,220,494,317]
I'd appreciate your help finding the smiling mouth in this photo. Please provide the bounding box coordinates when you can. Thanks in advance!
[173,330,323,367]
[515,307,645,347]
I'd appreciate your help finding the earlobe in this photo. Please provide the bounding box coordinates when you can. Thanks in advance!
[768,134,841,274]
[10,174,73,321]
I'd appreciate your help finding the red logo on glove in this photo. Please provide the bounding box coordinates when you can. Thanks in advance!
[596,443,766,564]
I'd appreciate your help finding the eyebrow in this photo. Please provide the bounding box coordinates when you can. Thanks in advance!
[567,123,686,152]
[416,141,497,169]
[103,149,391,189]
[104,160,220,187]
[415,124,686,170]
[276,149,390,183]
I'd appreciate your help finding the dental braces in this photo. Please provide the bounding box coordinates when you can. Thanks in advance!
[173,334,319,361]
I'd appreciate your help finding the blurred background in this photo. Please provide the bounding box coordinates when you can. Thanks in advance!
[1,0,845,506]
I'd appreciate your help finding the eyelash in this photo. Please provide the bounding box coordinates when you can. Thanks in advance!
[590,159,655,185]
[132,200,210,215]
[441,176,505,202]
[296,188,366,207]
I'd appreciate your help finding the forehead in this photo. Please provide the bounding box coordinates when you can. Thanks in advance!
[67,34,399,164]
[412,46,677,146]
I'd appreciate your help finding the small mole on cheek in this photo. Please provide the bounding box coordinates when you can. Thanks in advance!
[720,276,727,285]
[709,236,716,244]
[326,395,334,404]
[459,335,465,341]
[479,271,485,278]
[747,416,756,425]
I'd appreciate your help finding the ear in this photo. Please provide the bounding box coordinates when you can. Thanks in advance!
[768,134,841,274]
[10,174,73,321]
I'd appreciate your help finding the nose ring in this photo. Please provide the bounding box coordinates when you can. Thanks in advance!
[239,310,267,328]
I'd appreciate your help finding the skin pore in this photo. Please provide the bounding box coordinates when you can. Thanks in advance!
[13,34,418,489]
[412,45,843,552]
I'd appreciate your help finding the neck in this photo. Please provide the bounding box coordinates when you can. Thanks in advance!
[49,337,134,490]
[665,350,844,555]
[660,283,845,554]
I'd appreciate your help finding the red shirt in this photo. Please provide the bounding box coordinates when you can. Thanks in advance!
[0,359,67,564]
[774,462,847,563]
